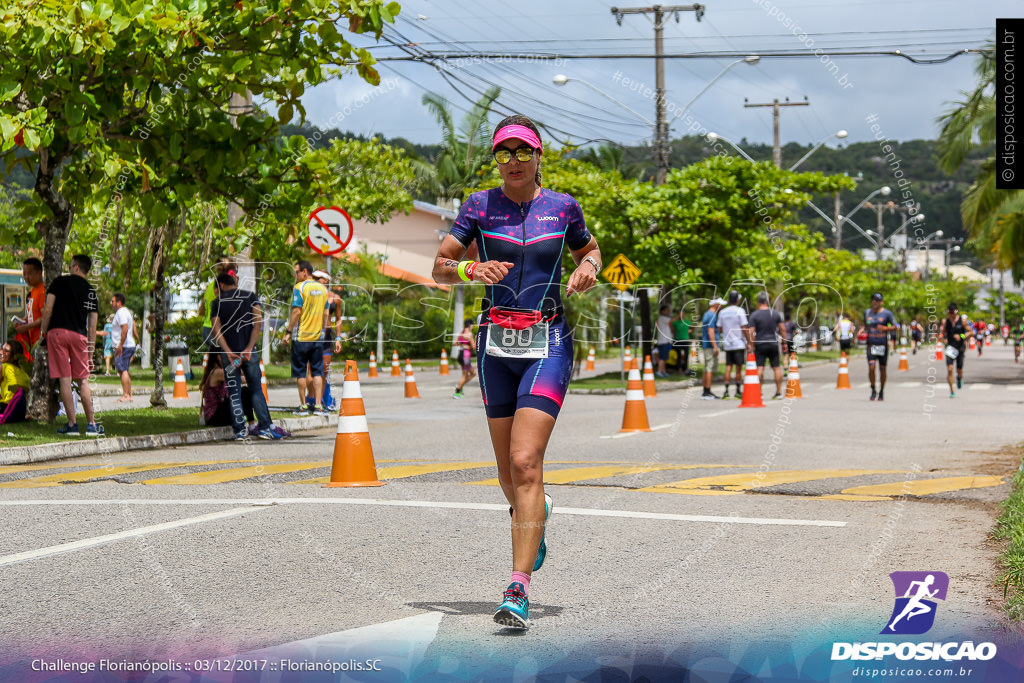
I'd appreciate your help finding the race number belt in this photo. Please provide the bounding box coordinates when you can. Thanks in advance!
[944,345,960,359]
[869,344,888,356]
[484,307,550,358]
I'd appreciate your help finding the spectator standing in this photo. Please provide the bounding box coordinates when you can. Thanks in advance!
[210,272,281,440]
[671,307,691,375]
[198,257,236,352]
[747,292,787,400]
[13,257,45,362]
[283,260,329,416]
[0,339,30,424]
[97,315,115,375]
[655,304,673,378]
[717,290,750,399]
[110,293,136,402]
[313,269,341,411]
[39,254,102,436]
[700,298,724,399]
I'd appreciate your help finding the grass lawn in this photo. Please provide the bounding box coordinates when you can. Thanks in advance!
[0,408,204,448]
[995,457,1024,625]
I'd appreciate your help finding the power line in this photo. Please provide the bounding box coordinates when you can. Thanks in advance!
[363,48,986,65]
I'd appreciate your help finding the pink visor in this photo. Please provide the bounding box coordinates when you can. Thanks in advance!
[492,124,543,152]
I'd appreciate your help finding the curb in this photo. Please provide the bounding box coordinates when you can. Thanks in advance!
[0,415,332,466]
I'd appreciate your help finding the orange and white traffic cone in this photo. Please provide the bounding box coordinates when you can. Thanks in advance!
[835,354,852,390]
[404,359,420,398]
[620,358,651,432]
[690,345,698,363]
[898,347,909,372]
[642,355,657,397]
[623,346,633,372]
[440,349,450,375]
[986,335,992,347]
[368,351,379,378]
[259,359,269,400]
[935,342,943,361]
[785,354,803,398]
[811,337,818,352]
[324,360,384,488]
[585,348,595,371]
[738,353,765,408]
[391,350,401,376]
[969,337,976,350]
[172,358,189,399]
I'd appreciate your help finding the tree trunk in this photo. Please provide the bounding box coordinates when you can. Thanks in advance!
[27,147,72,423]
[149,284,167,409]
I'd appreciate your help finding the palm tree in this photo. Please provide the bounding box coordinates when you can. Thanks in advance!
[937,43,1024,277]
[411,87,501,209]
[578,144,646,180]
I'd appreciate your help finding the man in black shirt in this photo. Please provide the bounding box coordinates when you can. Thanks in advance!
[747,292,788,400]
[39,254,102,436]
[938,302,972,397]
[210,273,280,440]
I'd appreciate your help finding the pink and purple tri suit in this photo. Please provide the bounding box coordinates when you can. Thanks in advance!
[449,187,592,419]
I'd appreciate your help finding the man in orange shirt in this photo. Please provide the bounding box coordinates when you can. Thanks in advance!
[13,258,44,362]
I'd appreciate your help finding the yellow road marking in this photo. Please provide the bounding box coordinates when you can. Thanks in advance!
[0,463,101,474]
[838,476,1005,499]
[141,462,330,485]
[817,494,893,502]
[0,461,255,489]
[466,464,744,487]
[638,469,902,495]
[290,461,495,485]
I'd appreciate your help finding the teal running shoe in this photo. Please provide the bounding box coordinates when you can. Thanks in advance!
[533,493,552,571]
[493,582,529,629]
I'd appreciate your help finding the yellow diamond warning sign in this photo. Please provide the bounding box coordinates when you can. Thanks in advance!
[602,253,641,291]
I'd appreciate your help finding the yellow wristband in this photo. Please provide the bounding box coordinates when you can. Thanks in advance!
[457,261,476,282]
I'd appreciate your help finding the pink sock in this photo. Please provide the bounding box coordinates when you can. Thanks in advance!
[511,571,531,596]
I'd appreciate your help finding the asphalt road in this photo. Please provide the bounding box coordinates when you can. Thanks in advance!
[3,343,1024,680]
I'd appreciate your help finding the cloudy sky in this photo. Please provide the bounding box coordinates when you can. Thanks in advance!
[298,0,1011,151]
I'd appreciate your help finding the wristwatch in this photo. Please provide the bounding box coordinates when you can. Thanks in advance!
[582,255,600,273]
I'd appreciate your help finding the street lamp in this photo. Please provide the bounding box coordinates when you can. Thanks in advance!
[945,245,961,278]
[706,132,756,162]
[669,56,760,131]
[789,130,848,171]
[553,74,656,127]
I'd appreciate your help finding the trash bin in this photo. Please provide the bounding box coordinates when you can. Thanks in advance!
[166,345,191,380]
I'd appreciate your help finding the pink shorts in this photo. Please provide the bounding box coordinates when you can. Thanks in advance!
[46,328,92,379]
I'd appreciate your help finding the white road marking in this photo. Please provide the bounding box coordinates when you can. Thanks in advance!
[600,423,673,438]
[969,383,992,390]
[1007,385,1024,391]
[699,409,736,418]
[895,382,922,387]
[238,612,443,670]
[0,506,261,567]
[0,498,846,528]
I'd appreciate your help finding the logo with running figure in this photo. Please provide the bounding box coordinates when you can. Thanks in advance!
[881,571,949,635]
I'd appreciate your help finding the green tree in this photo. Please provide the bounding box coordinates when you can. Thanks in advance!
[0,0,400,419]
[411,87,500,209]
[937,43,1024,277]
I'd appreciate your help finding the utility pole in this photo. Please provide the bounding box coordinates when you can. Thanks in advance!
[611,5,705,186]
[743,97,809,167]
[834,191,842,249]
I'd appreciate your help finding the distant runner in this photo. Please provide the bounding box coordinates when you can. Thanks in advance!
[863,292,896,401]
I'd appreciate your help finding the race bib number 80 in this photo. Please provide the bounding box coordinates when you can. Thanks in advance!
[485,322,549,359]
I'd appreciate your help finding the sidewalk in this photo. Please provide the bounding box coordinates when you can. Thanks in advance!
[0,413,333,466]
